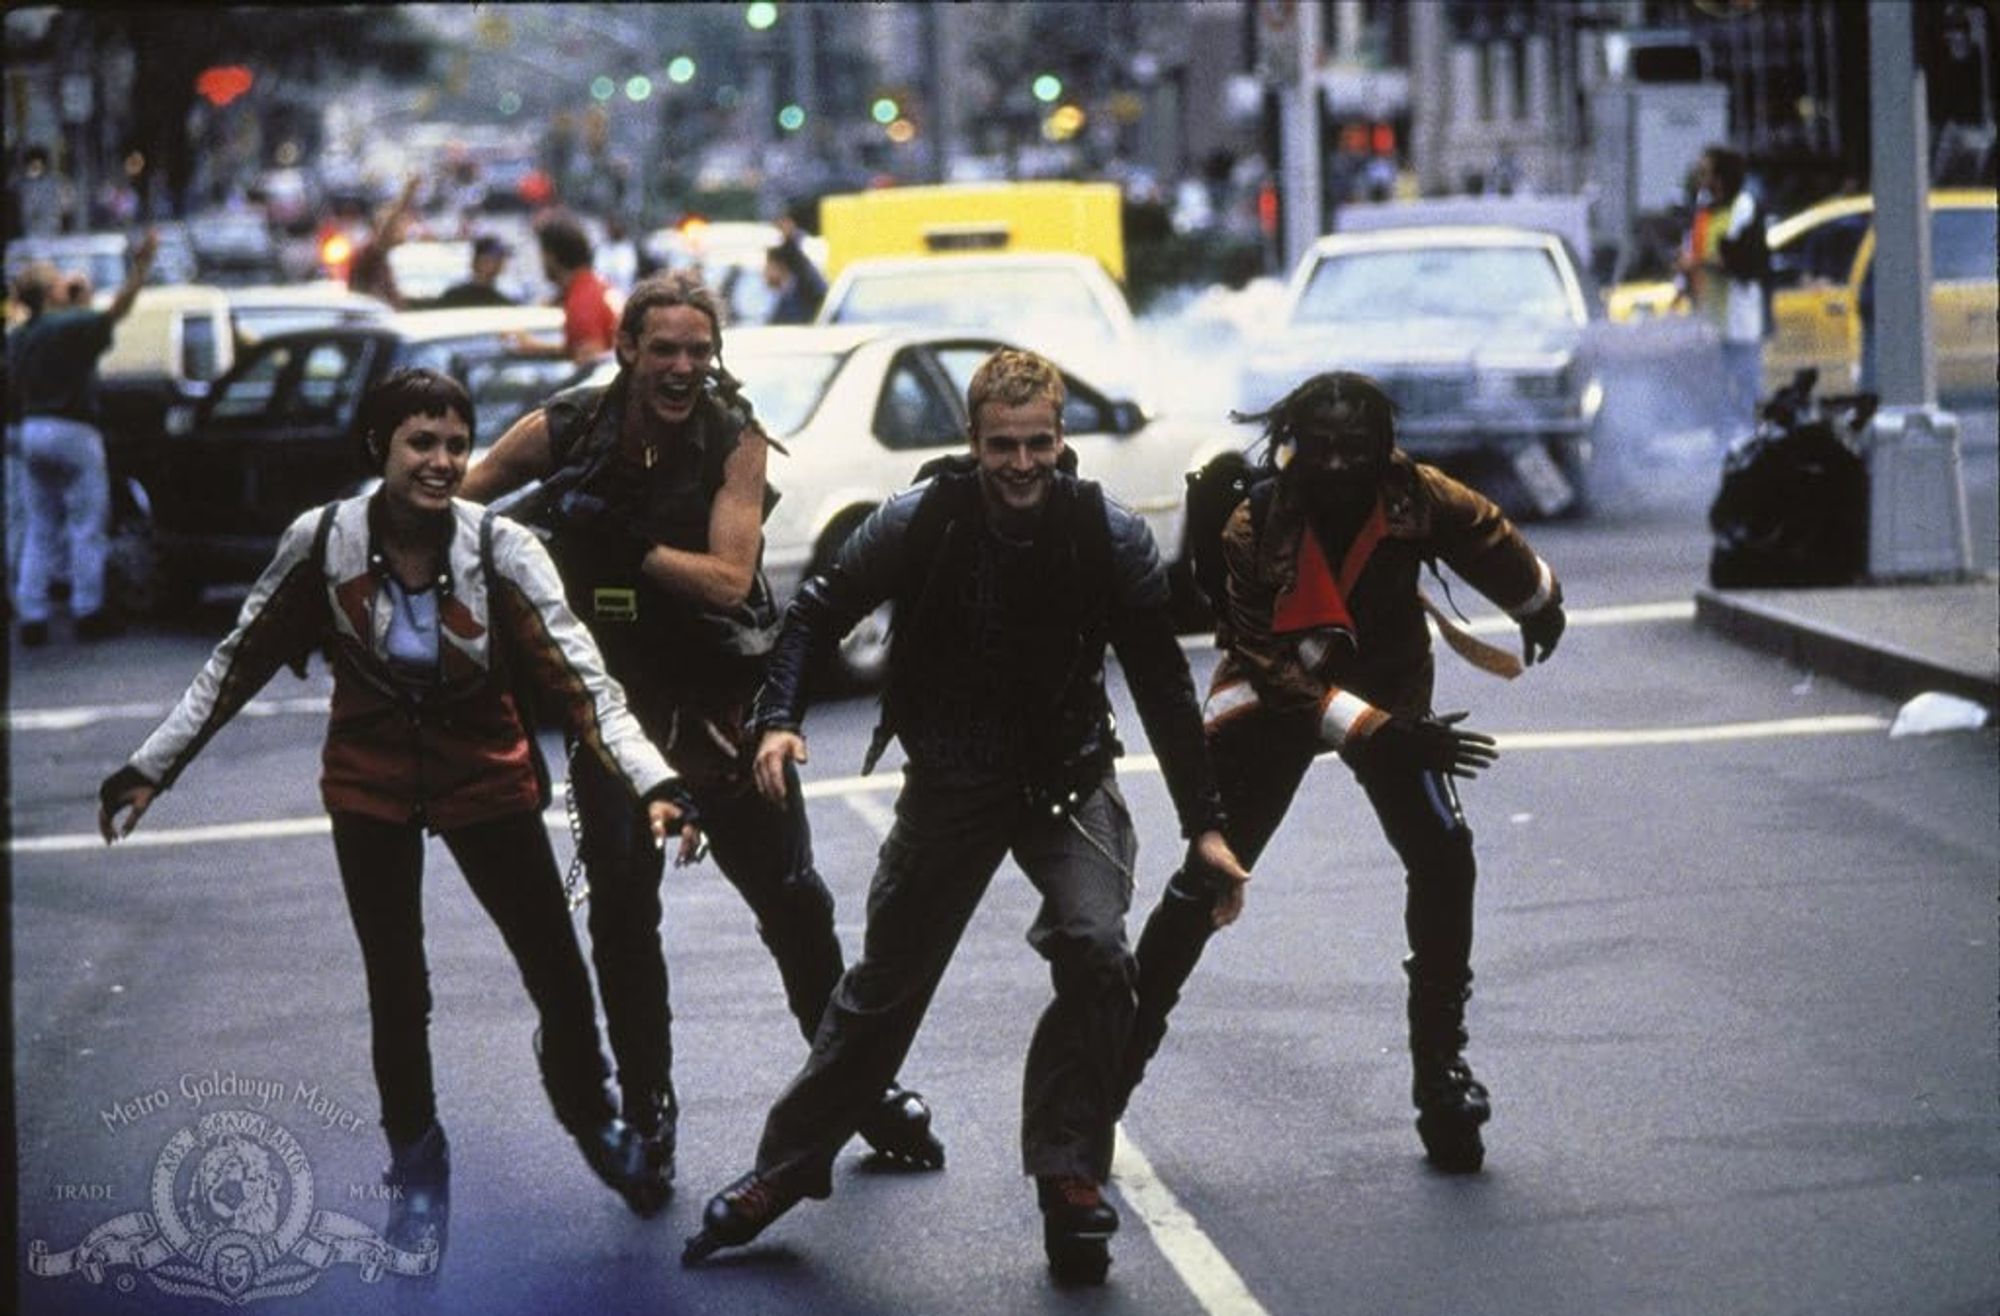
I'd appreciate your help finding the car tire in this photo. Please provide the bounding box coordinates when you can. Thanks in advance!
[108,516,203,620]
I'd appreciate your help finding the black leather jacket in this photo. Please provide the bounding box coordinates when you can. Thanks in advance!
[753,470,1225,838]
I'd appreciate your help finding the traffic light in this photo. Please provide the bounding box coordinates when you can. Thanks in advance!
[196,66,254,108]
[871,96,899,125]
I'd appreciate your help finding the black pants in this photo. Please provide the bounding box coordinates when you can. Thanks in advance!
[569,747,845,1108]
[757,772,1137,1191]
[1129,708,1477,1084]
[330,809,615,1145]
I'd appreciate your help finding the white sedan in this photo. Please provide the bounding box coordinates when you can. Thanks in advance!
[581,324,1236,683]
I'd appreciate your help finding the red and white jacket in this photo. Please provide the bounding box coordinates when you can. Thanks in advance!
[1204,454,1560,750]
[126,495,672,831]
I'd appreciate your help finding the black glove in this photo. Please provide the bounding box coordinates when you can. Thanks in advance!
[99,764,156,812]
[1520,601,1565,666]
[1342,711,1497,780]
[643,778,701,831]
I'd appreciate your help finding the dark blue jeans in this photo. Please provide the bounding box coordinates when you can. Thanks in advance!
[330,809,614,1145]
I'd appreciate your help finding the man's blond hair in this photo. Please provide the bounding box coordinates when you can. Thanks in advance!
[966,348,1065,436]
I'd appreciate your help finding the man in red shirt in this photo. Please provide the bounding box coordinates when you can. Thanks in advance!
[521,213,618,365]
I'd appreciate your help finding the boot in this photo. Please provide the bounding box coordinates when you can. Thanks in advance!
[623,1084,679,1202]
[382,1121,450,1268]
[856,1084,945,1169]
[1037,1175,1118,1285]
[1406,958,1490,1173]
[574,1118,670,1218]
[681,1170,807,1265]
[534,1027,668,1217]
[1120,875,1220,1114]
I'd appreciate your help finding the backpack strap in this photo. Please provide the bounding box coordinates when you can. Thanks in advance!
[309,500,339,577]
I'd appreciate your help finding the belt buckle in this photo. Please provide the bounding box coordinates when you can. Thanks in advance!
[593,586,638,622]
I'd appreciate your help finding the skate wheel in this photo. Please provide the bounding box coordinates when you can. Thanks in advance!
[1416,1115,1486,1174]
[1046,1237,1111,1285]
[622,1176,672,1219]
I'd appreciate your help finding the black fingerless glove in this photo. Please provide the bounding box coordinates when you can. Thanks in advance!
[99,764,156,812]
[643,778,700,829]
[1520,600,1566,666]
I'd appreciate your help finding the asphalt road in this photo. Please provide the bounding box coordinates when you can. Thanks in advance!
[9,398,1998,1315]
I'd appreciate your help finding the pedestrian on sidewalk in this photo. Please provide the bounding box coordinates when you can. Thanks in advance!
[1120,370,1566,1174]
[97,368,701,1264]
[681,347,1249,1284]
[1676,145,1770,440]
[9,228,158,645]
[464,271,949,1203]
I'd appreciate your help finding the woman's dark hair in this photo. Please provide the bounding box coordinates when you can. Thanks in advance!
[1232,370,1399,470]
[356,367,474,470]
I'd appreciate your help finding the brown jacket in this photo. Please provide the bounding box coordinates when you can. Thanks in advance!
[1206,453,1557,737]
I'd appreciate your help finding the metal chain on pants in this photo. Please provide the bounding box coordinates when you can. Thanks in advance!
[562,739,590,911]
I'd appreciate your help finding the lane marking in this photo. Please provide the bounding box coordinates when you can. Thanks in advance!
[14,713,1892,855]
[15,702,1888,1316]
[9,694,330,732]
[10,601,1701,730]
[1115,1125,1271,1316]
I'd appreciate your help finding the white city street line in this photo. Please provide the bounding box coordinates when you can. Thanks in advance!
[1115,1125,1271,1316]
[9,602,1698,731]
[14,713,1895,855]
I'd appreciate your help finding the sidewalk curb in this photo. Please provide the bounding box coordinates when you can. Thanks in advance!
[1694,583,2000,708]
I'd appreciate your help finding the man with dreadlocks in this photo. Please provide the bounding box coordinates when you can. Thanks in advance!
[462,271,944,1211]
[1120,370,1566,1173]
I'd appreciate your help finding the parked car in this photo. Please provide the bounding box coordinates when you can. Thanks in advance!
[814,251,1151,410]
[1600,189,1996,403]
[560,324,1234,683]
[1763,188,1996,402]
[1239,225,1605,518]
[136,305,579,609]
[87,284,393,616]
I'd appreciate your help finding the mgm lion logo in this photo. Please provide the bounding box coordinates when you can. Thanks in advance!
[30,1108,434,1306]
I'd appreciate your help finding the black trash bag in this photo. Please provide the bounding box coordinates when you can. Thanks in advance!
[1708,369,1875,589]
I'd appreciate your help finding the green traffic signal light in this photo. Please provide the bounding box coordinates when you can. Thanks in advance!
[871,97,898,125]
[1032,74,1062,103]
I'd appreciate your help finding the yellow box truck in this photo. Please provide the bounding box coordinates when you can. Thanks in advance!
[818,181,1124,282]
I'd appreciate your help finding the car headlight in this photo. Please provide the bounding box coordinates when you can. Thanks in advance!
[1509,369,1570,403]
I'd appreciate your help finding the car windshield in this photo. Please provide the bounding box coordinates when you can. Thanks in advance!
[829,267,1109,336]
[1294,246,1576,325]
[724,347,845,437]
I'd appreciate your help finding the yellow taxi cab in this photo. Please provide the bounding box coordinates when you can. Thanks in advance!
[1603,190,1997,401]
[1762,188,1996,400]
